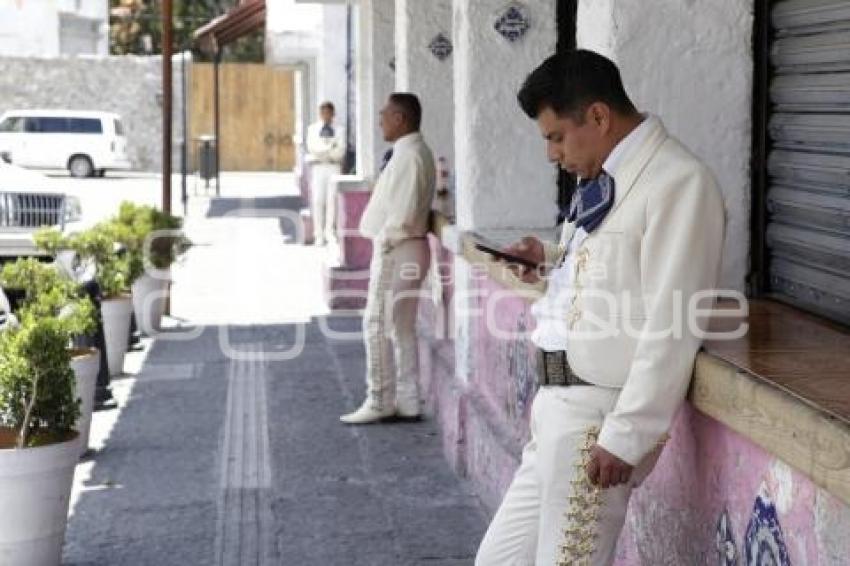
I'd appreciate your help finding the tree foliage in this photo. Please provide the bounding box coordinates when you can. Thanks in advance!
[109,0,264,62]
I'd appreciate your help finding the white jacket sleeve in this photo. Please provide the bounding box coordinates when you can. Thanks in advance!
[358,170,391,240]
[596,166,725,465]
[328,128,346,164]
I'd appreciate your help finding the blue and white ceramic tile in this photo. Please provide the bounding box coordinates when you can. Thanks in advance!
[428,33,452,61]
[494,4,530,43]
[744,490,790,566]
[716,509,739,566]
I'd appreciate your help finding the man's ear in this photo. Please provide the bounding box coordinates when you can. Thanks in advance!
[588,102,611,132]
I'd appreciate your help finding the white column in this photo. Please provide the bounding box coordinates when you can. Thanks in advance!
[449,0,556,385]
[355,0,395,180]
[576,0,752,291]
[394,0,454,165]
[452,0,557,231]
[319,4,350,136]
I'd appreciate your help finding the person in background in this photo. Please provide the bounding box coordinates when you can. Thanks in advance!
[340,93,435,425]
[306,101,346,246]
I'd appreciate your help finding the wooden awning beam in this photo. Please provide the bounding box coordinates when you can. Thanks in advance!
[193,0,266,52]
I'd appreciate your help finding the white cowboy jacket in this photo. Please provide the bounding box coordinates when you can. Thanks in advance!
[541,116,725,466]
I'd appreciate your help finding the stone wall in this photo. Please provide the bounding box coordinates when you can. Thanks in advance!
[0,55,167,172]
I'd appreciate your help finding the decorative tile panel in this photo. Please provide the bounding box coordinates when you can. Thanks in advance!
[744,490,790,566]
[716,509,739,566]
[494,4,530,43]
[428,33,453,61]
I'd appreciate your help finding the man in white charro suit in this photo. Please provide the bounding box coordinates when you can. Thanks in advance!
[474,51,725,564]
[340,93,435,425]
[306,101,346,246]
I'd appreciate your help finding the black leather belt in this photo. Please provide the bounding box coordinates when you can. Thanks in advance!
[536,349,592,387]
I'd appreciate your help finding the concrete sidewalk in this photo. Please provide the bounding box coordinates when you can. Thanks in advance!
[62,178,487,566]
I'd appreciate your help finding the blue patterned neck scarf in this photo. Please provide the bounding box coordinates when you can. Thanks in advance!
[320,124,334,138]
[566,171,616,233]
[380,148,394,172]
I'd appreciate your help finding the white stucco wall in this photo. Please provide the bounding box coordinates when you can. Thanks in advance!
[0,0,107,57]
[0,0,61,57]
[355,0,395,179]
[266,0,324,150]
[577,0,753,292]
[449,0,557,386]
[395,0,454,165]
[319,4,351,141]
[452,0,558,231]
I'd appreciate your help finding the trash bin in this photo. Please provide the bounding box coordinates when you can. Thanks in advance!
[195,135,217,188]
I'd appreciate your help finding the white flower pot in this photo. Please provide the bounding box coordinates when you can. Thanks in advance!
[131,270,170,336]
[101,295,132,377]
[0,431,80,566]
[70,348,100,457]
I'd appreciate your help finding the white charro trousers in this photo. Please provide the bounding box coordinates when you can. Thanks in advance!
[363,237,430,410]
[310,162,341,244]
[475,386,633,566]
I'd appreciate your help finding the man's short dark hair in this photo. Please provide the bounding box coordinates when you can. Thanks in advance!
[320,101,335,113]
[517,50,637,121]
[388,93,422,131]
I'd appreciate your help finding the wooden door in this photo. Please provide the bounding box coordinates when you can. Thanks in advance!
[190,63,295,172]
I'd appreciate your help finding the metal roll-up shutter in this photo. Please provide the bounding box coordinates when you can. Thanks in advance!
[767,0,850,324]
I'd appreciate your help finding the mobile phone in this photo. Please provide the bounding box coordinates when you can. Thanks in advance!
[472,237,539,269]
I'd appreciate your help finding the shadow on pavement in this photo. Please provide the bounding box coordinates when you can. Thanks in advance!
[206,195,306,242]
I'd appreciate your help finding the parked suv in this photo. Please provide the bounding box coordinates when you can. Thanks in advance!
[0,109,131,178]
[0,159,83,258]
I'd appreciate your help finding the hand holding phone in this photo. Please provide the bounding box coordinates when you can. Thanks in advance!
[474,241,539,269]
[472,234,544,277]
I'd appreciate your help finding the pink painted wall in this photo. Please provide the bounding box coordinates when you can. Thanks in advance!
[336,188,373,269]
[324,186,373,310]
[616,404,850,565]
[416,237,850,564]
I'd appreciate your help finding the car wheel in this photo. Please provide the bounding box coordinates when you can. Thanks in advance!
[96,169,106,177]
[69,155,93,178]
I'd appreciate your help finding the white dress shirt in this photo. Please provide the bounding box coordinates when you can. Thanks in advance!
[359,132,436,248]
[531,115,655,352]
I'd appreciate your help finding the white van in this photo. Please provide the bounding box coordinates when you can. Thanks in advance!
[0,110,131,177]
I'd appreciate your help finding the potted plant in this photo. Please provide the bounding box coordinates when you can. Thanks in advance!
[0,314,82,565]
[113,202,189,336]
[0,258,98,457]
[38,223,133,377]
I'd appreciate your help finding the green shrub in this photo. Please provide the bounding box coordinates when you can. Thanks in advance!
[37,223,131,299]
[113,202,190,280]
[0,258,96,338]
[0,316,80,448]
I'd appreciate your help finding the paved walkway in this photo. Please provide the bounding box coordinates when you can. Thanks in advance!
[63,175,486,565]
